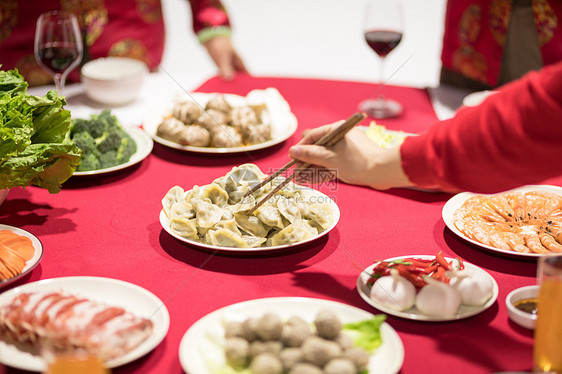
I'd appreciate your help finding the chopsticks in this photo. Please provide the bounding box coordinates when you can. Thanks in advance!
[245,111,366,214]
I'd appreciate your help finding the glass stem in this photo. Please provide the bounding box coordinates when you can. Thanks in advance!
[378,58,386,100]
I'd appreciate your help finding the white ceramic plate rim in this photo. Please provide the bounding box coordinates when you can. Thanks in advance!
[357,255,499,322]
[178,297,404,374]
[0,276,170,371]
[442,185,562,258]
[159,187,340,254]
[72,126,153,176]
[142,89,298,154]
[0,224,43,288]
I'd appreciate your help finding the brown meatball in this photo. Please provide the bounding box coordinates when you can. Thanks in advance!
[314,310,342,340]
[300,336,341,367]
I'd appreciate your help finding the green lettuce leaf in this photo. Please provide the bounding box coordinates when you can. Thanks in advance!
[0,68,80,193]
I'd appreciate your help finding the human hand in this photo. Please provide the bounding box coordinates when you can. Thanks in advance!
[289,122,414,190]
[203,35,247,81]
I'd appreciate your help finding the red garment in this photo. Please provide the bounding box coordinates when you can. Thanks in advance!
[401,61,562,193]
[0,0,230,86]
[441,0,562,87]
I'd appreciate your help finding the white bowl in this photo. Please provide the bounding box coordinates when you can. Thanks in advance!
[506,285,539,329]
[81,57,148,105]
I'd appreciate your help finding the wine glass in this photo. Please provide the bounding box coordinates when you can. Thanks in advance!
[359,0,404,119]
[34,11,83,95]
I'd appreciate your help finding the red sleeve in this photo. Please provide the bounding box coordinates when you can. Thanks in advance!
[401,62,562,193]
[188,0,231,34]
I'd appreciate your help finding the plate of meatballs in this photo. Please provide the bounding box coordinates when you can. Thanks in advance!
[178,297,404,374]
[143,88,298,153]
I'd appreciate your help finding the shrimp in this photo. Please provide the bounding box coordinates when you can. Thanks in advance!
[487,195,517,222]
[523,234,551,254]
[503,192,527,222]
[539,233,562,253]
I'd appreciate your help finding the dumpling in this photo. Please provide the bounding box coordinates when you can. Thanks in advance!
[192,198,223,228]
[277,196,302,224]
[212,125,242,148]
[202,184,229,207]
[215,219,242,236]
[269,220,318,246]
[235,213,271,237]
[162,186,184,217]
[198,109,228,134]
[170,201,194,220]
[156,117,186,142]
[181,125,210,147]
[255,205,284,229]
[304,203,333,231]
[243,123,272,145]
[205,229,248,248]
[241,236,267,248]
[205,94,232,113]
[170,217,198,240]
[230,106,258,132]
[172,100,202,124]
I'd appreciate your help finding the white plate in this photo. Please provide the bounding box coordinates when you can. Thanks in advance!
[0,224,43,289]
[160,187,340,255]
[0,276,170,372]
[72,126,153,176]
[142,88,298,154]
[442,185,562,258]
[357,255,499,321]
[178,297,404,374]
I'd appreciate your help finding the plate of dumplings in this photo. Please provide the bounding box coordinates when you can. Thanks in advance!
[143,88,298,153]
[160,164,340,255]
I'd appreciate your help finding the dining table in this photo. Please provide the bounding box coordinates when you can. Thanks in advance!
[1,73,560,374]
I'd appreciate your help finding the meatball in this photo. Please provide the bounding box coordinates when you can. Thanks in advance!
[279,348,304,371]
[300,336,341,367]
[224,337,249,368]
[314,310,341,340]
[335,332,354,350]
[205,94,232,113]
[256,313,284,341]
[240,317,260,341]
[250,353,283,374]
[172,100,201,124]
[288,362,323,374]
[249,340,283,358]
[230,106,258,132]
[197,109,228,134]
[324,358,356,374]
[342,347,371,371]
[243,123,272,145]
[181,124,210,146]
[282,316,312,347]
[212,125,242,148]
[224,320,244,338]
[156,117,186,141]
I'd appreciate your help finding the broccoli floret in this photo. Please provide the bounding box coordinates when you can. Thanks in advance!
[98,150,119,169]
[78,152,100,171]
[71,116,108,139]
[71,131,96,153]
[96,126,123,153]
[116,133,137,163]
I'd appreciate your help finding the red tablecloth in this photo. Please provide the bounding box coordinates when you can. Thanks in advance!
[1,74,558,374]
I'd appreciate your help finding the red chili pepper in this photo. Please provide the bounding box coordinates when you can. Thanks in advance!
[456,257,465,270]
[431,266,449,283]
[395,264,427,289]
[422,264,439,274]
[435,251,452,271]
[401,258,435,267]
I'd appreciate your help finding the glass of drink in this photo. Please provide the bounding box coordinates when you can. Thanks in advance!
[533,254,562,373]
[359,0,404,119]
[34,11,83,95]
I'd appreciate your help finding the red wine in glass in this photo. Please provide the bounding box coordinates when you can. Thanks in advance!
[34,11,83,95]
[364,30,402,58]
[37,42,81,75]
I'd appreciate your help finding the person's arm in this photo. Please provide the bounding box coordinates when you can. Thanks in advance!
[188,0,247,80]
[290,62,562,193]
[402,61,562,193]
